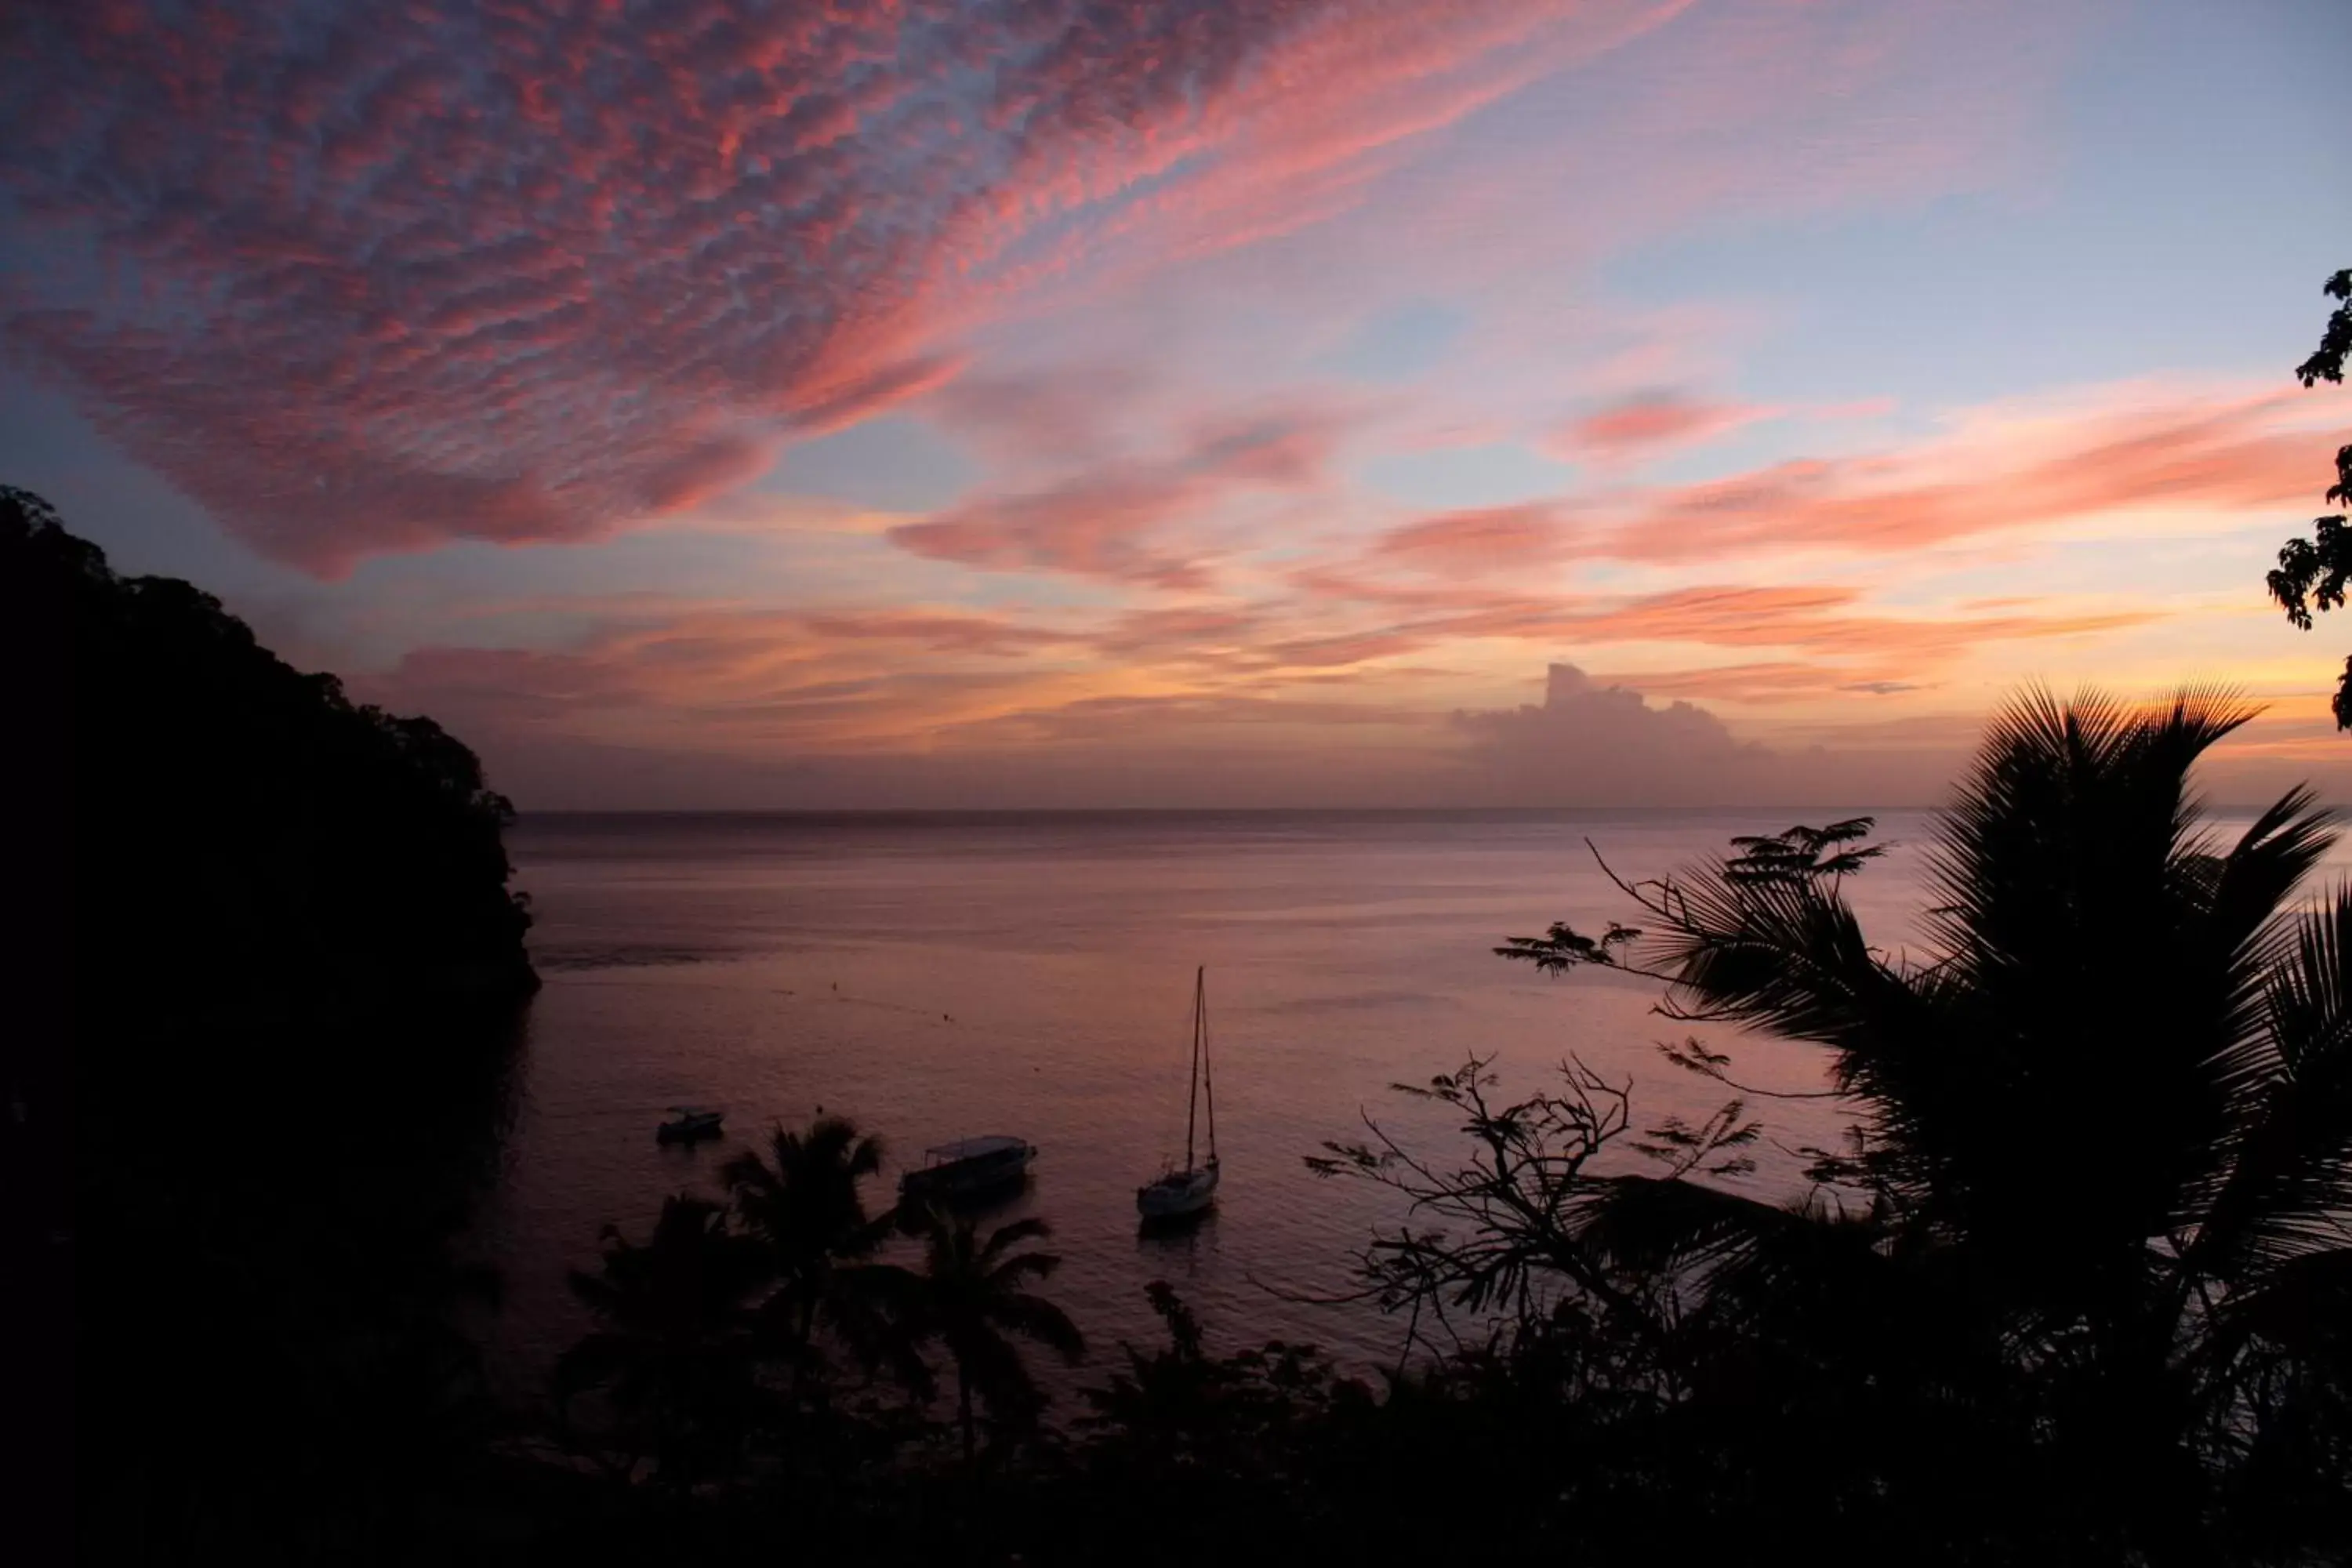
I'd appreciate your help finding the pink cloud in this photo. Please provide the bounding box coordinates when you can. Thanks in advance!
[1374,503,1571,575]
[887,472,1220,591]
[1552,390,1775,463]
[1356,383,2340,579]
[1537,584,2147,662]
[1280,564,2152,673]
[887,405,1344,587]
[798,611,1086,658]
[1602,387,2331,561]
[785,355,971,437]
[0,0,1679,573]
[925,364,1156,466]
[379,604,1099,757]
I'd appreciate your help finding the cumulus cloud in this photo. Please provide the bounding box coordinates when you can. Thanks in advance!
[1450,662,1787,804]
[1443,666,2350,811]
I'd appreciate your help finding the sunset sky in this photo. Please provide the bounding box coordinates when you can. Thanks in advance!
[5,0,2347,807]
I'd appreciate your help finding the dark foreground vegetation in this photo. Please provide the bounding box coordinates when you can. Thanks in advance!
[13,484,2350,1564]
[2264,264,2350,724]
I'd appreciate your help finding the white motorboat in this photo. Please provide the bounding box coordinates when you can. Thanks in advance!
[899,1134,1036,1201]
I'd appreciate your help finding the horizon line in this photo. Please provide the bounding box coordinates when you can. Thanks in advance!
[507,799,2337,820]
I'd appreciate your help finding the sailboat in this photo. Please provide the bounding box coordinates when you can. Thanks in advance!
[1137,966,1220,1219]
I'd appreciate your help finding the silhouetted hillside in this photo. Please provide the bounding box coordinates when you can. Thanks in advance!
[2,485,532,1035]
[0,485,535,1561]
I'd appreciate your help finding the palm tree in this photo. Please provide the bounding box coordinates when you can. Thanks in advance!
[874,1207,1087,1471]
[553,1194,773,1490]
[720,1115,893,1385]
[1500,691,2352,1553]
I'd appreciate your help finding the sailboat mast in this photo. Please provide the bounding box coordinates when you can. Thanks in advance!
[1201,967,1216,1163]
[1184,964,1203,1170]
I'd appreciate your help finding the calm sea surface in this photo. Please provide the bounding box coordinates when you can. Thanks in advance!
[470,808,2346,1393]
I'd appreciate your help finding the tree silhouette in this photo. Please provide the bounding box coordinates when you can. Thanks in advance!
[871,1208,1086,1472]
[1074,1283,1364,1543]
[720,1116,900,1392]
[2264,268,2352,726]
[1482,690,2352,1554]
[1722,816,1886,886]
[554,1195,775,1491]
[2,485,535,1023]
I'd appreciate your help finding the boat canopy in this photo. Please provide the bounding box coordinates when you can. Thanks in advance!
[924,1134,1028,1163]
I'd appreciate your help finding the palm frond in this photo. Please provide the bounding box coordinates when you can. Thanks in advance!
[829,1260,938,1396]
[2213,1245,2352,1359]
[2183,788,2343,1148]
[984,1290,1087,1363]
[804,1114,886,1178]
[2186,888,2352,1282]
[978,1215,1054,1265]
[986,1250,1061,1288]
[1924,688,2241,962]
[946,1321,1041,1414]
[717,1145,777,1197]
[2205,788,2338,961]
[1577,1172,1875,1279]
[1895,688,2311,1279]
[1635,856,1928,1067]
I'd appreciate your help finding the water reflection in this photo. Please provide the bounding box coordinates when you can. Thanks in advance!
[472,808,2352,1394]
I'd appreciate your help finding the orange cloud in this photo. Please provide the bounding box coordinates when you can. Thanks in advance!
[381,608,1099,757]
[375,630,1991,810]
[1285,566,2149,671]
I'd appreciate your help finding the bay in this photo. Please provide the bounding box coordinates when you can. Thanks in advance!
[469,807,2343,1393]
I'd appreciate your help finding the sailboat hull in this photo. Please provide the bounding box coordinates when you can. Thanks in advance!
[1136,1160,1219,1218]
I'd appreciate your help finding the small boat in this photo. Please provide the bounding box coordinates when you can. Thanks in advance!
[656,1106,724,1144]
[1138,966,1219,1220]
[899,1134,1036,1200]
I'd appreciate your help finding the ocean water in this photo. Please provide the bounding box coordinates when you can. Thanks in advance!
[469,807,2346,1392]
